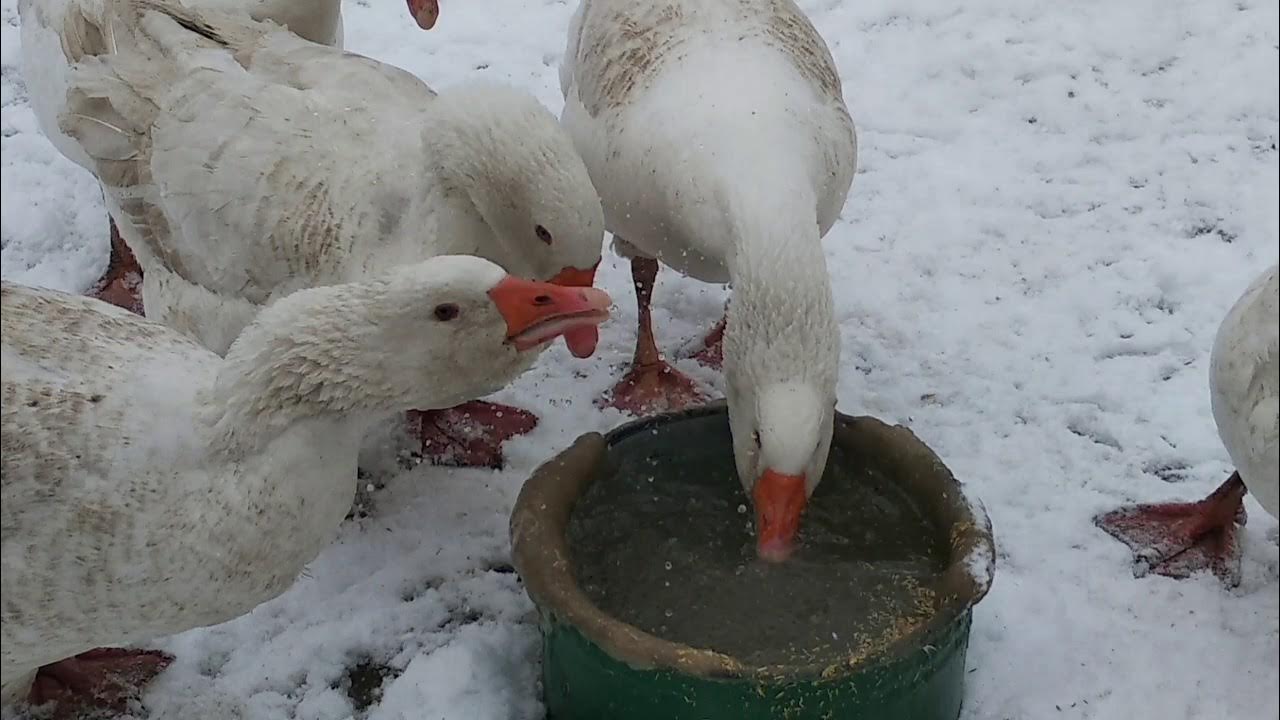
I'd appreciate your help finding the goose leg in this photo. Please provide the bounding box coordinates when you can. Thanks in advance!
[27,647,173,718]
[1094,471,1247,586]
[407,401,539,470]
[688,312,726,370]
[89,216,145,316]
[600,256,709,415]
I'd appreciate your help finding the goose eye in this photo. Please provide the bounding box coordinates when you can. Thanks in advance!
[535,225,553,245]
[433,303,460,322]
[752,430,761,449]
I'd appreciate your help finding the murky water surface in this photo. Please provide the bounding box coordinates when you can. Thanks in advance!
[569,414,947,667]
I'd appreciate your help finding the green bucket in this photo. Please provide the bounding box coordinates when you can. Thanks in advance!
[510,404,995,720]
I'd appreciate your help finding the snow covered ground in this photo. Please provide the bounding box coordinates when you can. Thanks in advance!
[3,0,1278,718]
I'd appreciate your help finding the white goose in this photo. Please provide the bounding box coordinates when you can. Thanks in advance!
[1096,264,1279,585]
[0,256,611,715]
[559,0,857,560]
[59,0,605,468]
[18,0,438,312]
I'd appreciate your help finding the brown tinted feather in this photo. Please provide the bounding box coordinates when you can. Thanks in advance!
[571,0,843,116]
[573,1,689,116]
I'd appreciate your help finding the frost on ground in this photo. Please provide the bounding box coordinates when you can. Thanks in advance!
[2,0,1278,718]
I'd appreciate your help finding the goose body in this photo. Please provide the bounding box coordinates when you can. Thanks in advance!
[54,0,603,468]
[19,0,345,175]
[561,0,855,283]
[559,0,856,558]
[1210,264,1279,519]
[19,0,435,318]
[0,257,611,711]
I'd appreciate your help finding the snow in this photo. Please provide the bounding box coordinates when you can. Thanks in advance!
[2,0,1277,718]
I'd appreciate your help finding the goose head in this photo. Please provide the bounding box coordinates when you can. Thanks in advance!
[727,380,837,563]
[210,255,611,447]
[425,83,606,356]
[342,255,612,405]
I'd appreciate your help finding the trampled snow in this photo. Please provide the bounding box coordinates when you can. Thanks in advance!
[2,1,1277,718]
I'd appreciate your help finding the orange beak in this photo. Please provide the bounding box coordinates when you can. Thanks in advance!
[753,469,808,562]
[487,276,611,354]
[406,0,439,30]
[547,262,599,289]
[546,262,602,358]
